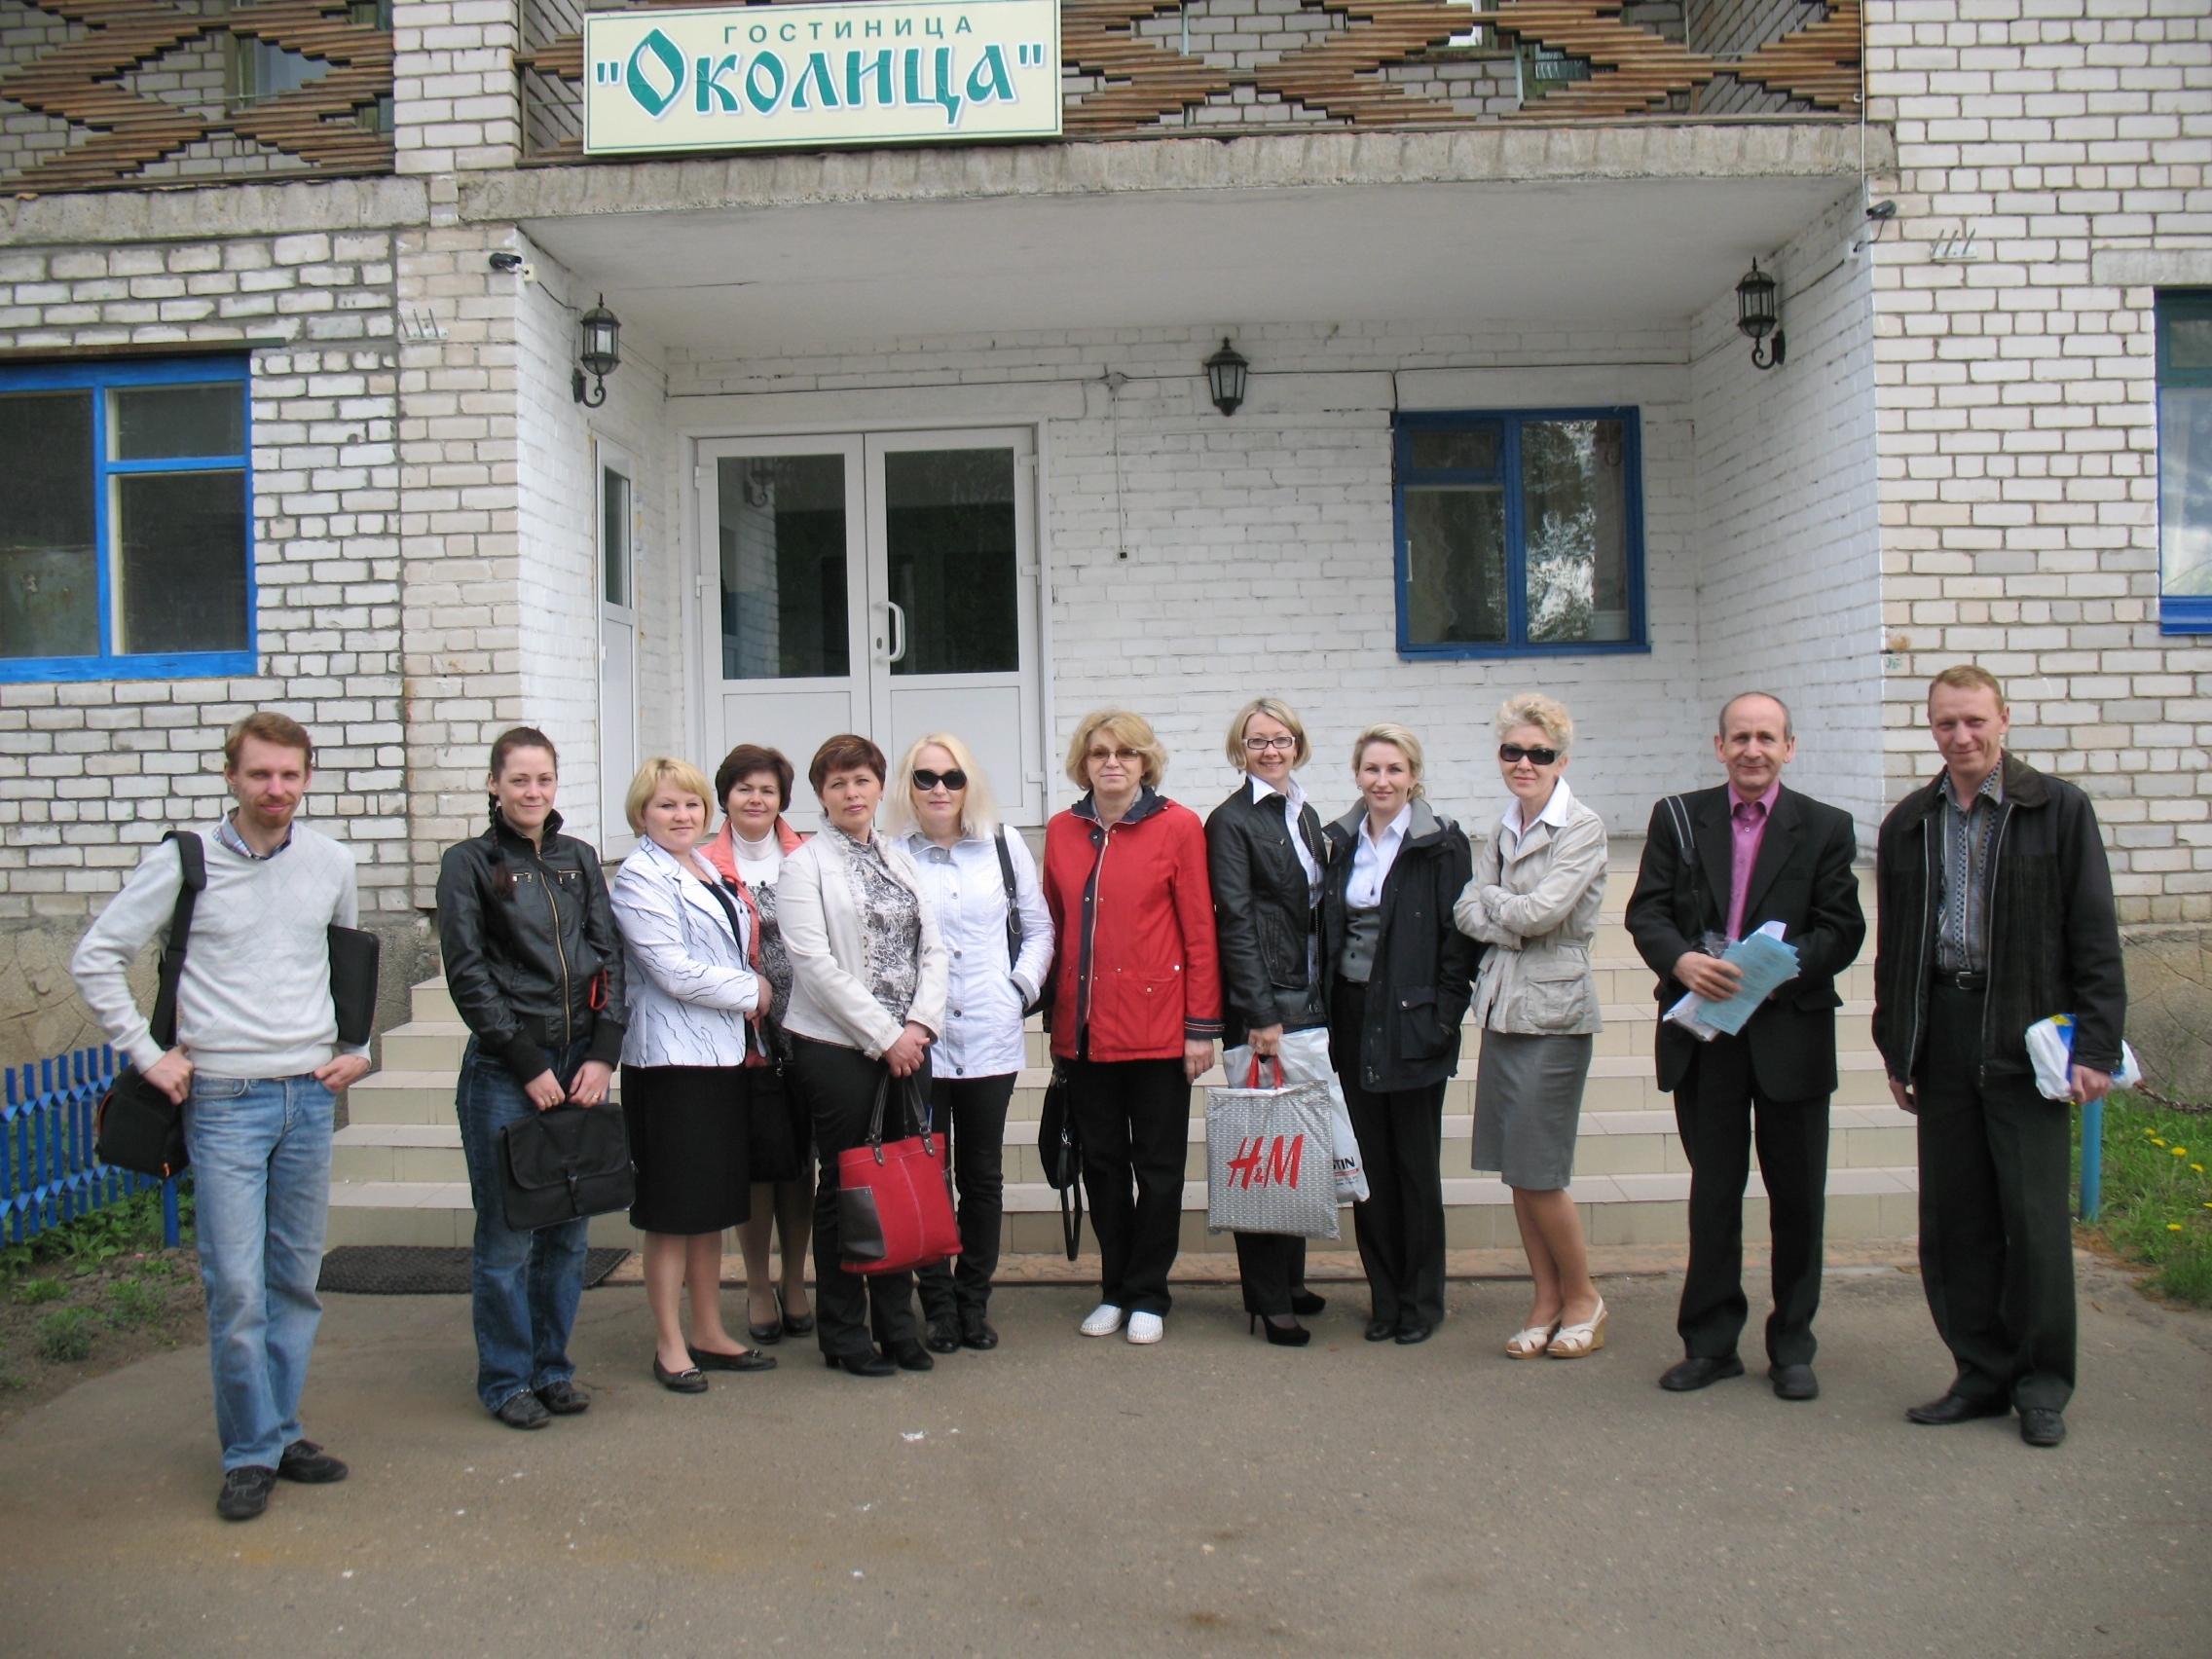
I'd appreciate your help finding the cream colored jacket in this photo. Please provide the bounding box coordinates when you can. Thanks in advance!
[779,826,949,1058]
[1455,780,1607,1037]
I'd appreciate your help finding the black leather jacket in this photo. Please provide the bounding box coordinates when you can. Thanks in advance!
[436,808,628,1084]
[1206,781,1330,1047]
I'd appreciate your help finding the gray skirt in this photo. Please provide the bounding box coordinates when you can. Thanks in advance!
[1471,1030,1595,1192]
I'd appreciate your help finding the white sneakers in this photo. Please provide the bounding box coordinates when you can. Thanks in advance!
[1079,1304,1125,1337]
[1125,1311,1164,1346]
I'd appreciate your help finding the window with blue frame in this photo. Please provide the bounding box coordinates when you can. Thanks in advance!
[1393,409,1645,657]
[0,355,253,682]
[2157,291,2212,634]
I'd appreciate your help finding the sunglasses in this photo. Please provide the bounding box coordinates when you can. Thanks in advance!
[1498,744,1560,766]
[912,769,968,792]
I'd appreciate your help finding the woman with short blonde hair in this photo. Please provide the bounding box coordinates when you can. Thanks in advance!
[1351,722,1426,795]
[881,730,1003,839]
[610,756,776,1391]
[1063,709,1169,793]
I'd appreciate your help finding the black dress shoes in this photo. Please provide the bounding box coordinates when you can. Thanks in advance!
[1364,1318,1396,1343]
[1769,1363,1820,1402]
[688,1345,777,1373]
[495,1390,552,1429]
[889,1339,936,1373]
[652,1357,711,1393]
[1659,1354,1746,1392]
[1289,1289,1328,1317]
[960,1310,1000,1350]
[276,1439,349,1482]
[216,1466,277,1522]
[823,1347,897,1378]
[1394,1324,1433,1346]
[2018,1408,2067,1448]
[535,1380,591,1415]
[778,1289,816,1338]
[1905,1391,2010,1425]
[924,1314,963,1354]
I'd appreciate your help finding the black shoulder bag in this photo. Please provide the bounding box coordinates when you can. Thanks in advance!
[1034,1063,1084,1261]
[499,1101,635,1232]
[993,825,1046,1018]
[94,831,204,1178]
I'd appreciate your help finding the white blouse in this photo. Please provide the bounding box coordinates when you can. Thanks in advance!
[902,825,1054,1079]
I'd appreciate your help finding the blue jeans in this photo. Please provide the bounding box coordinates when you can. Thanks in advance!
[184,1073,336,1472]
[455,1037,592,1411]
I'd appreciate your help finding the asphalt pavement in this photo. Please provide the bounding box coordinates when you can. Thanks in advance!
[1,1262,2206,1659]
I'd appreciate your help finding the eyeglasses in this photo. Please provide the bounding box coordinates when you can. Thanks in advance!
[1088,747,1142,763]
[1498,744,1560,766]
[1243,735,1298,753]
[912,769,968,792]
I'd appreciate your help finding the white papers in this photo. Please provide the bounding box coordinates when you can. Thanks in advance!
[2025,1014,2143,1101]
[1666,921,1801,1041]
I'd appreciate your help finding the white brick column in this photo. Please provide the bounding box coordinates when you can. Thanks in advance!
[392,0,521,175]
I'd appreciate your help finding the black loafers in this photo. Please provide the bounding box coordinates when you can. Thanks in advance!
[924,1315,963,1355]
[1769,1363,1820,1402]
[960,1311,1000,1351]
[688,1345,777,1373]
[495,1390,552,1429]
[1905,1391,2010,1425]
[216,1466,277,1521]
[2018,1407,2066,1448]
[1659,1354,1746,1392]
[1364,1318,1396,1343]
[534,1380,590,1415]
[1394,1324,1433,1346]
[276,1439,348,1483]
[823,1347,897,1378]
[889,1340,936,1373]
[652,1357,710,1393]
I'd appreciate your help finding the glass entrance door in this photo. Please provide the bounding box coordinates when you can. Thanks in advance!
[700,428,1042,828]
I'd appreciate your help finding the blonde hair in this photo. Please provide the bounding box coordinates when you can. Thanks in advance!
[880,732,1002,838]
[1064,709,1168,791]
[1494,692,1574,754]
[1351,722,1425,797]
[1929,663,2006,707]
[624,756,716,833]
[1225,697,1310,771]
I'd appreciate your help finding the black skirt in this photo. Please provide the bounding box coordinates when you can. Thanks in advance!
[745,1053,814,1186]
[623,1064,752,1235]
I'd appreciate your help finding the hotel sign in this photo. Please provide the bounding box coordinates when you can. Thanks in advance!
[582,0,1062,156]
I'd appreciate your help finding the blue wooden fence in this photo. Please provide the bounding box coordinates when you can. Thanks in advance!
[2,1046,182,1250]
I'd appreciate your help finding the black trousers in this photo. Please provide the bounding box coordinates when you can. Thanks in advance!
[916,1072,1014,1322]
[1065,1055,1189,1317]
[1914,981,2076,1411]
[1333,983,1448,1333]
[1673,1036,1828,1367]
[1233,1232,1308,1318]
[787,1034,923,1361]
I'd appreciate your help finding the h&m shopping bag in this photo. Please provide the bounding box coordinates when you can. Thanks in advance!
[1224,1028,1368,1204]
[1204,1057,1340,1241]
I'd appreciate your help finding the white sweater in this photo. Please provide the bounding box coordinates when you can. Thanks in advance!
[72,821,362,1080]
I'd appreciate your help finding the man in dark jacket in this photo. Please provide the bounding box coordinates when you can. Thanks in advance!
[1873,665,2125,1450]
[1626,693,1864,1403]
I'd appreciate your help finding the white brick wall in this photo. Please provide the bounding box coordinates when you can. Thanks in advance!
[0,235,409,919]
[1691,192,1886,838]
[392,0,520,174]
[1864,0,2212,927]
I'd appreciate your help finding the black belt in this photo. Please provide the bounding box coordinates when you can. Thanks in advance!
[1931,969,1987,993]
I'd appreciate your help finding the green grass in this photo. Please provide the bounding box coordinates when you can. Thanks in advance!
[10,1276,65,1306]
[35,1308,98,1363]
[107,1277,166,1328]
[2076,1092,2212,1306]
[0,1183,193,1282]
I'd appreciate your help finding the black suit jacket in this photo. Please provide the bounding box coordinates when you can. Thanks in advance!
[1624,783,1866,1101]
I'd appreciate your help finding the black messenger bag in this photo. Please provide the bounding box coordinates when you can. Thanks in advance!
[498,1103,635,1232]
[94,831,205,1179]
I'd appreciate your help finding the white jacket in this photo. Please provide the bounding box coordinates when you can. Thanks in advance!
[903,825,1054,1079]
[779,828,950,1059]
[609,836,760,1068]
[1456,780,1607,1037]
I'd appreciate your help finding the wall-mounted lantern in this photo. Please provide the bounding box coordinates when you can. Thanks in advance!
[1204,338,1248,417]
[1735,261,1785,371]
[571,295,621,406]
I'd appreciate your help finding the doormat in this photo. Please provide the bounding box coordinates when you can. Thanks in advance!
[318,1245,631,1295]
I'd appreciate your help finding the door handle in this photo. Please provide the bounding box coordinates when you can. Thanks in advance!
[886,601,907,664]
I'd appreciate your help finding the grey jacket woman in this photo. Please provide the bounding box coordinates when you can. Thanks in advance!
[779,827,950,1056]
[1456,778,1606,1037]
[609,835,762,1068]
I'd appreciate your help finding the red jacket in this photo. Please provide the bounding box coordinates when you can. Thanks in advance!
[1043,790,1223,1063]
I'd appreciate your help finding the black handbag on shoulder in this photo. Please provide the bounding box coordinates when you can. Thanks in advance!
[1034,1062,1084,1261]
[499,1102,636,1232]
[94,831,204,1179]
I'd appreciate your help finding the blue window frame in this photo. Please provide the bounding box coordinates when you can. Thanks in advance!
[1393,408,1647,658]
[0,354,254,682]
[2157,291,2212,635]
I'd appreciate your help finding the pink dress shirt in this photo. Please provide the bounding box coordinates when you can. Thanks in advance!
[1724,781,1782,941]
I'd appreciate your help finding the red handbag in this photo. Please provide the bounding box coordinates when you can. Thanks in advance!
[836,1070,962,1275]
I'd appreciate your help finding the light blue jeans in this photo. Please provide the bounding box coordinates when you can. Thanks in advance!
[183,1073,336,1472]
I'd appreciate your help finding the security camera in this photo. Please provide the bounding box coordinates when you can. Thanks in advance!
[488,252,525,274]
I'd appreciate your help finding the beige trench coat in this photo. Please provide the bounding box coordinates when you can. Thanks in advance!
[1454,784,1607,1037]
